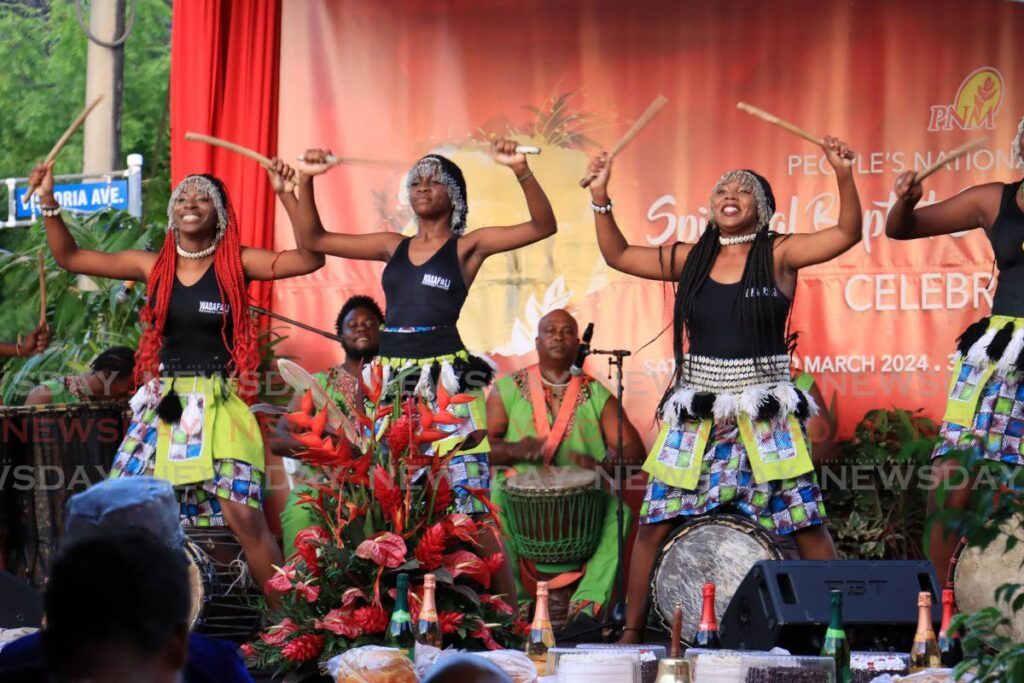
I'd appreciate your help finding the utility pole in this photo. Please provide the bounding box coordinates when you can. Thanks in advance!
[82,0,126,174]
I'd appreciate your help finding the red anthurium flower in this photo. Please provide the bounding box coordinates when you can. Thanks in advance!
[239,642,256,658]
[315,608,360,638]
[260,618,298,646]
[483,552,506,576]
[442,550,491,588]
[355,532,407,569]
[480,594,515,615]
[265,564,299,594]
[443,513,479,545]
[341,587,369,608]
[471,624,503,651]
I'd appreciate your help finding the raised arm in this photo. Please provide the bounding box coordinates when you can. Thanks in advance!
[586,152,688,281]
[240,159,325,281]
[291,149,403,262]
[461,139,557,265]
[885,171,1001,240]
[777,136,862,272]
[31,163,155,281]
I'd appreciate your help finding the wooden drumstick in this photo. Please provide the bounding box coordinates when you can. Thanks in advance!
[296,152,405,167]
[670,604,683,657]
[37,251,47,327]
[579,95,669,188]
[914,137,988,183]
[25,95,105,200]
[736,101,824,147]
[185,132,273,167]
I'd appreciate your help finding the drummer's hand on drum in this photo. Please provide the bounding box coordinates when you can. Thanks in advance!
[513,436,545,463]
[568,452,601,471]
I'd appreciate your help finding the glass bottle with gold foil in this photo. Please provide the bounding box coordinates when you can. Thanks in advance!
[693,582,722,648]
[909,591,940,672]
[525,581,557,674]
[416,573,443,650]
[937,589,963,667]
[820,590,850,683]
[387,573,415,659]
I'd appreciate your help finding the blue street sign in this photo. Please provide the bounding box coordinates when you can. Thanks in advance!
[14,179,130,219]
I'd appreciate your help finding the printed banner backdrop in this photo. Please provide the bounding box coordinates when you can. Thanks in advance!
[272,0,1024,443]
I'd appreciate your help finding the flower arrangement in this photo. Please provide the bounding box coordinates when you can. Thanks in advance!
[244,364,524,674]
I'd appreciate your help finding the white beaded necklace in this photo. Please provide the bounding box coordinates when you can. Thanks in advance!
[175,230,222,259]
[719,232,758,246]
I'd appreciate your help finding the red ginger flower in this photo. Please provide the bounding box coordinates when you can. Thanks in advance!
[353,605,389,634]
[433,475,454,515]
[372,466,403,521]
[386,413,414,456]
[415,522,448,570]
[439,611,465,634]
[281,633,324,663]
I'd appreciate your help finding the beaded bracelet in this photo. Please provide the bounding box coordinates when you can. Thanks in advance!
[516,169,534,183]
[40,205,61,218]
[590,198,614,214]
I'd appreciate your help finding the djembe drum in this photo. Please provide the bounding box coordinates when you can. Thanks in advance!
[185,526,263,643]
[502,466,605,564]
[0,402,127,585]
[949,514,1024,648]
[650,514,783,641]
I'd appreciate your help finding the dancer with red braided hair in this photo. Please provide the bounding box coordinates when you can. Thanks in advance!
[29,159,324,594]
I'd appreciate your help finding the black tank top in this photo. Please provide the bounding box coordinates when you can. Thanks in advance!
[381,237,468,328]
[158,265,233,375]
[687,279,791,359]
[989,180,1024,317]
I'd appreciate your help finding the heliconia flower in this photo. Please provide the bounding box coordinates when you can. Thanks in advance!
[436,383,451,411]
[418,429,448,443]
[309,407,328,437]
[315,608,360,638]
[284,411,312,429]
[449,393,476,405]
[353,605,389,634]
[355,532,408,569]
[300,390,314,415]
[281,633,324,662]
[439,611,465,634]
[418,399,434,429]
[414,522,448,570]
[260,618,299,646]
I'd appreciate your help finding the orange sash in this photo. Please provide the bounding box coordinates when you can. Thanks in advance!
[527,365,583,467]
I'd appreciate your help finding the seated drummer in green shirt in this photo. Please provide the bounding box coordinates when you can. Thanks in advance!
[25,346,135,405]
[487,309,645,633]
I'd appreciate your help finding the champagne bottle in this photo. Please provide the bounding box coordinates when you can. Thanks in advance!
[820,590,851,683]
[387,573,415,659]
[909,591,940,672]
[525,581,557,674]
[693,582,722,648]
[937,589,963,667]
[416,573,443,650]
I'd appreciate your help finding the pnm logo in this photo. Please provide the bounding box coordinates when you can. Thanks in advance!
[928,67,1003,131]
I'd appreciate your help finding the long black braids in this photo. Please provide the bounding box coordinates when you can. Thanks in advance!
[662,170,796,410]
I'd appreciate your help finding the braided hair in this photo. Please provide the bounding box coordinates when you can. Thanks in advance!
[667,170,794,390]
[134,175,260,403]
[1013,114,1024,171]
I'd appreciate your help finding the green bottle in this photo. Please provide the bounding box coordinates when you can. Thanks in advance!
[387,573,415,659]
[820,589,850,683]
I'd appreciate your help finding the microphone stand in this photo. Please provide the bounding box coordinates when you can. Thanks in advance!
[589,347,631,637]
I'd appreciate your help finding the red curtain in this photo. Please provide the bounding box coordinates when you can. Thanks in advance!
[169,0,282,310]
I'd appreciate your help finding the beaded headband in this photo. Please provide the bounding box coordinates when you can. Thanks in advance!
[406,156,468,235]
[709,170,774,230]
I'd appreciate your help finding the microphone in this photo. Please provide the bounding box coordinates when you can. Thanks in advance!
[570,322,594,376]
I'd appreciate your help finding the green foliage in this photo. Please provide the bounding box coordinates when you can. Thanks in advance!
[0,210,163,403]
[823,408,939,560]
[929,448,1024,681]
[0,0,172,218]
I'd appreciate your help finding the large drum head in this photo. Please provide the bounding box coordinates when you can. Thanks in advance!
[650,514,782,641]
[503,466,598,493]
[953,515,1024,647]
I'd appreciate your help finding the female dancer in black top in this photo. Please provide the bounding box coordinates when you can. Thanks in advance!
[585,135,860,642]
[30,158,323,594]
[886,115,1024,584]
[294,139,556,597]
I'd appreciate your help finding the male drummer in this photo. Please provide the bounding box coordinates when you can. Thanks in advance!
[271,295,383,556]
[24,346,135,405]
[487,309,645,635]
